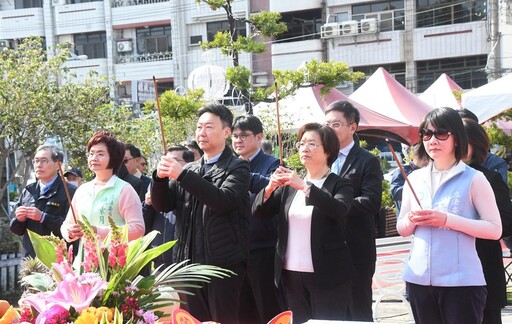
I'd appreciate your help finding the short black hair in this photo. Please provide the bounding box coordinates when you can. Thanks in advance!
[417,107,468,163]
[462,118,490,165]
[232,115,263,134]
[325,100,360,126]
[458,108,479,123]
[297,123,340,167]
[125,144,142,158]
[198,103,233,129]
[182,140,204,157]
[167,145,195,163]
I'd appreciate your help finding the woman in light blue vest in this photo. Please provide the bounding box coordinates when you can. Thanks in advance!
[397,107,502,324]
[61,131,145,243]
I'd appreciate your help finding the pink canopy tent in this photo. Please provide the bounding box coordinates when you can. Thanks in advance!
[350,67,433,128]
[253,85,419,144]
[418,73,462,109]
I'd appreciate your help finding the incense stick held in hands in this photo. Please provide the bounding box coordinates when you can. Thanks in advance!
[385,139,423,209]
[275,82,284,166]
[53,153,78,223]
[153,76,167,154]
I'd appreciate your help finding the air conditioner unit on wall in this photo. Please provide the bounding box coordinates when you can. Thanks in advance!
[341,21,358,35]
[117,40,133,53]
[360,18,378,33]
[321,23,341,38]
[0,39,14,49]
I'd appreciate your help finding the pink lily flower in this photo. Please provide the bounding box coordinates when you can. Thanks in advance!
[19,291,54,314]
[49,272,108,312]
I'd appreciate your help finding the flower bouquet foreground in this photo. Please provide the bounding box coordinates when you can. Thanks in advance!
[12,217,233,324]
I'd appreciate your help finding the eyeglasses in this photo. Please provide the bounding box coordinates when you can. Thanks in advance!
[87,152,109,160]
[232,133,254,141]
[325,121,351,129]
[295,142,322,150]
[420,128,452,141]
[124,157,136,164]
[32,158,50,165]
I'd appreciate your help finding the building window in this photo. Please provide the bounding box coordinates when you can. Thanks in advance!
[352,1,405,32]
[334,11,350,23]
[190,35,202,45]
[14,0,42,9]
[275,9,322,43]
[416,0,486,28]
[417,55,487,92]
[353,63,406,90]
[74,32,107,59]
[69,0,102,3]
[136,25,172,54]
[206,20,247,42]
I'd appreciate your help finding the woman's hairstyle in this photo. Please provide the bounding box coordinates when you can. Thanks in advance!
[417,107,468,163]
[87,130,125,173]
[462,118,490,165]
[297,122,340,167]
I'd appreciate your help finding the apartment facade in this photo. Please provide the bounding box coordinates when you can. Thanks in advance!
[1,0,511,108]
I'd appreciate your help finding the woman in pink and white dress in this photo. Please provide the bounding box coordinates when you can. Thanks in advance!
[61,130,144,243]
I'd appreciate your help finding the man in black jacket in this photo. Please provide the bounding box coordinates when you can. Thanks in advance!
[10,145,77,257]
[151,103,250,323]
[325,101,383,321]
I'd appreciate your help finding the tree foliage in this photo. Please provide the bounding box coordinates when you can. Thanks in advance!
[0,37,118,209]
[195,0,364,106]
[113,89,206,167]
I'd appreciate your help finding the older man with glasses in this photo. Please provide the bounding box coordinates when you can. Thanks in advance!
[10,145,77,257]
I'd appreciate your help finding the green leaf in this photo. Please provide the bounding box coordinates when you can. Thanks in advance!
[27,230,57,268]
[20,273,55,292]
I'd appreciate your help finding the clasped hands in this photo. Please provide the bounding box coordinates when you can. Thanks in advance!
[266,166,306,193]
[15,206,43,222]
[408,209,447,227]
[156,153,183,180]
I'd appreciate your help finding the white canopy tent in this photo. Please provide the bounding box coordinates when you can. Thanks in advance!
[461,74,512,122]
[418,73,462,109]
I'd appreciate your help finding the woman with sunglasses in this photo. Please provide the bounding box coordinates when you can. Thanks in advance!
[61,130,145,243]
[462,118,512,324]
[253,122,354,323]
[397,107,502,324]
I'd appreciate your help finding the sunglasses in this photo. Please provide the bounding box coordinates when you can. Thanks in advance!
[420,128,452,141]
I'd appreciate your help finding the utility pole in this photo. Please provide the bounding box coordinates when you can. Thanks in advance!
[487,0,501,81]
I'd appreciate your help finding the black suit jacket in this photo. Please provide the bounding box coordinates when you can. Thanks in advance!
[117,163,146,202]
[473,164,512,309]
[253,173,354,289]
[338,141,383,265]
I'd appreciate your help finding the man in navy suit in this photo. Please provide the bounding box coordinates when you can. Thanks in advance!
[325,101,383,321]
[233,115,287,324]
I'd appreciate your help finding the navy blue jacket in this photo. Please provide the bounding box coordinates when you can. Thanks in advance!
[248,149,280,250]
[10,176,76,257]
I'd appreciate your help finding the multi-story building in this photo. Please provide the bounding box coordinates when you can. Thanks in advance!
[1,0,511,108]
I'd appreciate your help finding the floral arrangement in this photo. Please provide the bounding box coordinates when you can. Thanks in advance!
[12,217,232,323]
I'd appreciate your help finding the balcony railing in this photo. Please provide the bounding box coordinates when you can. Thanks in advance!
[115,51,173,64]
[111,0,168,8]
